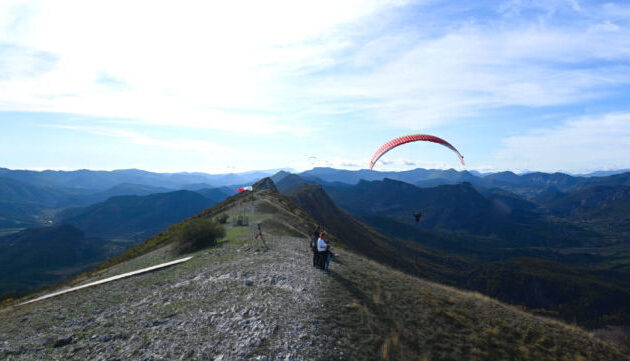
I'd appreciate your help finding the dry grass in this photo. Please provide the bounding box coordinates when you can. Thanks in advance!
[318,249,627,361]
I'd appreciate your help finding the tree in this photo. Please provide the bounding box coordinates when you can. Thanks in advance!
[176,218,225,255]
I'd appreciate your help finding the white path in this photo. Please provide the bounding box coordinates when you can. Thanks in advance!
[17,256,193,306]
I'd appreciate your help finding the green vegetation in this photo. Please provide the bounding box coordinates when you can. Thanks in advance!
[58,190,215,241]
[175,218,225,255]
[216,213,229,224]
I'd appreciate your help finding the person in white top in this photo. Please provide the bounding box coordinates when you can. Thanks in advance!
[317,232,332,272]
[317,233,327,252]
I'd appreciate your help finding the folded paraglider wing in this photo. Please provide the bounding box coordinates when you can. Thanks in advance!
[369,134,465,170]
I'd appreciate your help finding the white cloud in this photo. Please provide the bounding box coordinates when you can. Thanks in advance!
[0,0,406,133]
[305,18,630,127]
[48,124,227,153]
[1,0,630,146]
[494,113,630,172]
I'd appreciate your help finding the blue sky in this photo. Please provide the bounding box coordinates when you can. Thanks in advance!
[1,0,629,174]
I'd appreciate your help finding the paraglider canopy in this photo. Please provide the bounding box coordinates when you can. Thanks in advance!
[369,134,465,170]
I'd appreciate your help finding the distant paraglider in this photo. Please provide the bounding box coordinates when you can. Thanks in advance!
[413,211,422,223]
[369,134,465,170]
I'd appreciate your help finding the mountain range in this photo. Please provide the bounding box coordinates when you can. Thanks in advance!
[275,172,630,328]
[2,181,626,360]
[0,190,220,298]
[0,167,289,191]
[2,166,630,339]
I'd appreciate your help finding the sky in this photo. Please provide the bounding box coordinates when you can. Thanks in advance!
[1,0,629,174]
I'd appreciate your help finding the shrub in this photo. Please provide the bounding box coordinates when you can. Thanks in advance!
[217,213,229,224]
[176,218,226,255]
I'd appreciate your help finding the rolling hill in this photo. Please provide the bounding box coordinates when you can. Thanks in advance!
[57,190,217,241]
[0,225,118,299]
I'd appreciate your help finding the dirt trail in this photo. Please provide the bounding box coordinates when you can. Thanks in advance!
[0,236,343,361]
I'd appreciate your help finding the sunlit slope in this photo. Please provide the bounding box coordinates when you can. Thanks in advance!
[322,250,625,361]
[0,179,625,360]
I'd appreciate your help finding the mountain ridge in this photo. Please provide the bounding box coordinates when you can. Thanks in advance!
[1,181,625,360]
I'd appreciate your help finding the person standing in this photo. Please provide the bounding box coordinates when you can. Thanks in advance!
[317,232,331,272]
[310,229,320,267]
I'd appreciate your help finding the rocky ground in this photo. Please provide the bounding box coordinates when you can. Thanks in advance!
[0,229,626,360]
[0,236,343,361]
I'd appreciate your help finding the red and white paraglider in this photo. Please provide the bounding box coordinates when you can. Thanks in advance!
[369,134,465,170]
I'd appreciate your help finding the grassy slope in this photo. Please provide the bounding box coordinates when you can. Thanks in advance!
[323,252,624,360]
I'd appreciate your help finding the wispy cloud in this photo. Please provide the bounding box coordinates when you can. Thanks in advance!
[303,5,630,127]
[494,112,630,172]
[48,124,227,153]
[2,1,630,172]
[3,1,627,132]
[0,0,405,134]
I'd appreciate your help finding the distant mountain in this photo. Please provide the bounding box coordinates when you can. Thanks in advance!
[547,185,630,216]
[481,171,523,185]
[194,187,234,203]
[57,190,216,241]
[0,201,40,228]
[532,186,567,205]
[544,185,630,237]
[275,173,313,194]
[179,183,213,190]
[299,167,480,186]
[270,170,292,184]
[96,183,173,198]
[0,167,287,191]
[0,177,78,228]
[0,224,116,298]
[324,178,600,247]
[0,176,79,207]
[297,168,630,202]
[484,172,578,189]
[480,187,542,214]
[63,183,178,207]
[568,172,630,192]
[577,169,630,177]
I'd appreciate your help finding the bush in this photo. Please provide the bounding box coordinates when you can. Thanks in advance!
[176,218,226,255]
[217,214,229,224]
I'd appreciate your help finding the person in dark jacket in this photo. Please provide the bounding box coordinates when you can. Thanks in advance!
[310,229,320,267]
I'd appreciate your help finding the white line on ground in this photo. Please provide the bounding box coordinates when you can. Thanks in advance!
[17,256,193,306]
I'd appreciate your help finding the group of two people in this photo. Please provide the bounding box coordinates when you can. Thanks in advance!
[310,230,332,272]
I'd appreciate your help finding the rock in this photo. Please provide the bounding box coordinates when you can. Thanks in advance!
[53,335,74,348]
[36,336,56,347]
[245,280,254,286]
[99,334,113,342]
